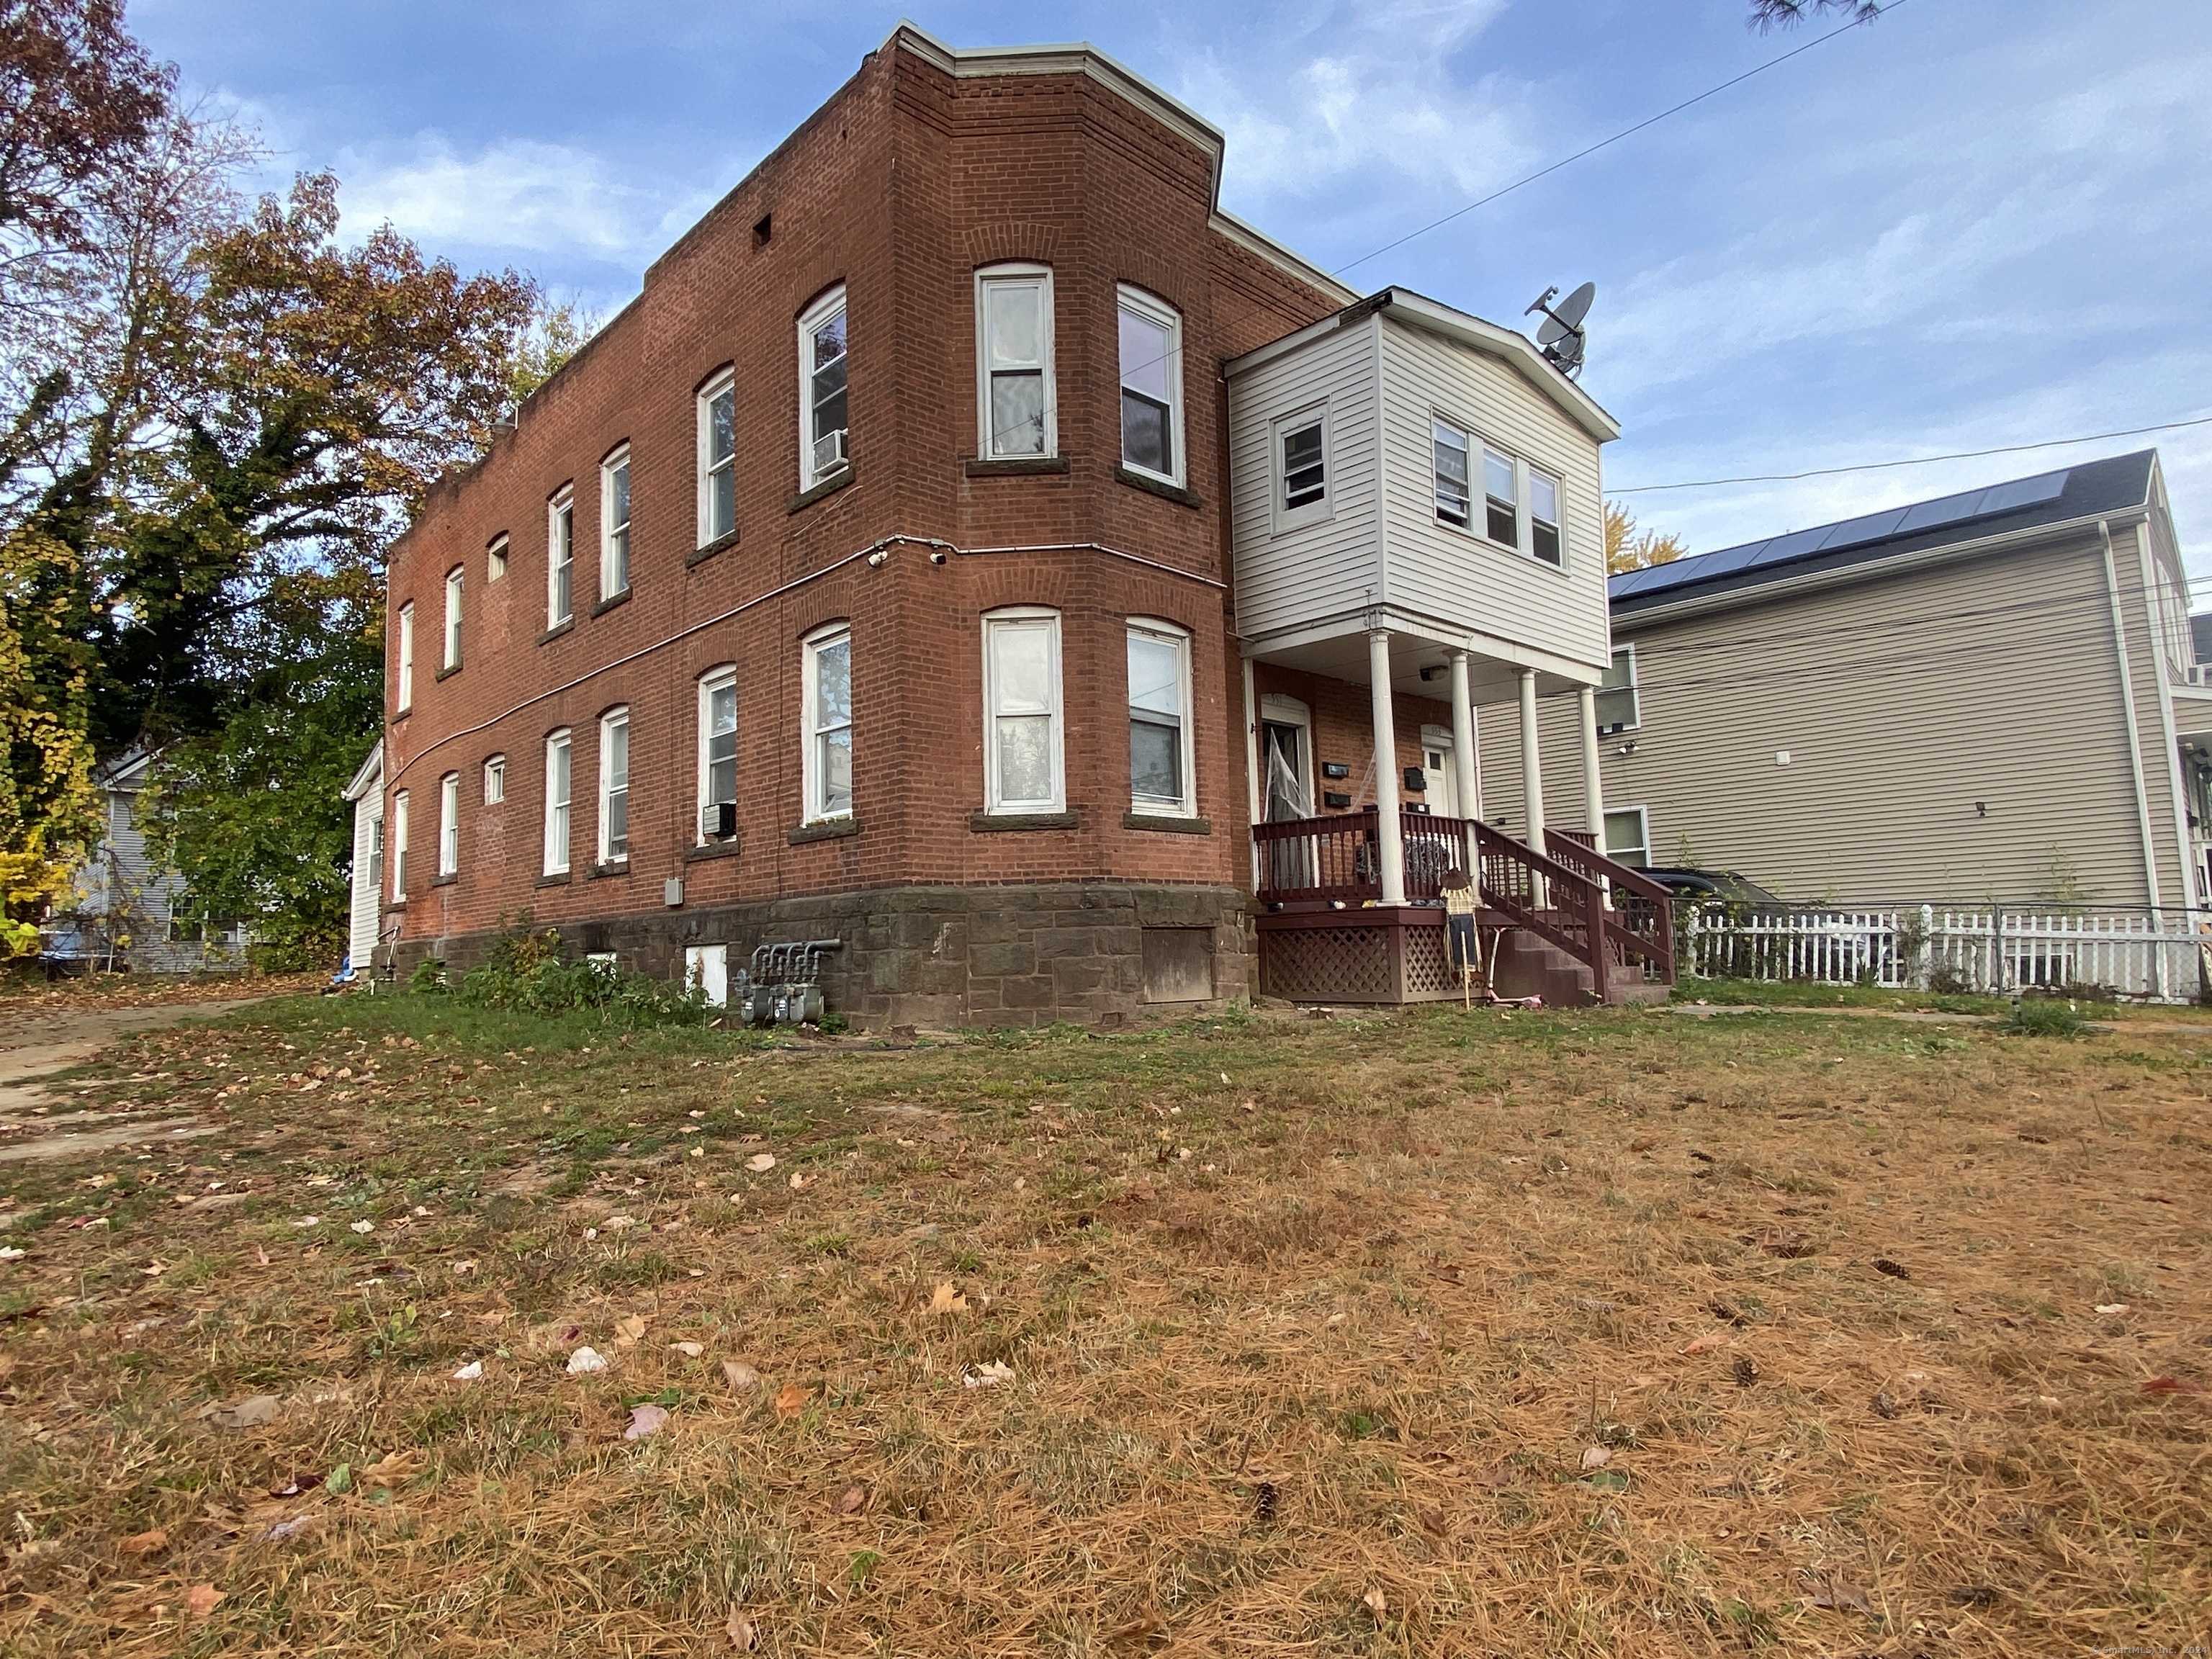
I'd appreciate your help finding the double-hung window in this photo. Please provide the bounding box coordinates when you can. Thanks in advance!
[975,264,1054,459]
[1594,647,1639,734]
[598,709,629,864]
[438,771,460,877]
[799,286,849,490]
[1603,806,1650,869]
[544,729,572,875]
[1437,426,1570,569]
[395,603,414,712]
[547,487,574,627]
[483,754,505,803]
[367,810,385,889]
[601,447,631,600]
[442,568,462,670]
[1433,421,1471,526]
[802,625,853,822]
[487,534,508,583]
[1272,407,1329,532]
[390,790,410,899]
[983,608,1063,814]
[1483,446,1519,545]
[1117,285,1183,485]
[1128,621,1194,815]
[1528,467,1563,566]
[698,370,736,544]
[698,667,737,841]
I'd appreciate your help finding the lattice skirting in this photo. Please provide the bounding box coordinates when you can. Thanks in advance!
[1257,911,1462,1004]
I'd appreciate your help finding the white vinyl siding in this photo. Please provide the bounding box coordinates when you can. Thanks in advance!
[601,447,631,600]
[1128,621,1195,814]
[395,603,414,713]
[698,371,736,544]
[976,265,1055,459]
[983,608,1064,814]
[438,772,460,876]
[598,709,629,864]
[547,487,574,627]
[1118,285,1184,485]
[799,286,849,490]
[442,569,462,670]
[803,625,853,822]
[543,729,572,874]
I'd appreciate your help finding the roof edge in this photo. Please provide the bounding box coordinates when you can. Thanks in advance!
[343,738,385,803]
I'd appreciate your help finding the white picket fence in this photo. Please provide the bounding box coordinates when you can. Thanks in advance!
[1681,905,2211,1002]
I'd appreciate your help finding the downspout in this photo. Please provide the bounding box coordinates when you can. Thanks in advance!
[1242,655,1261,892]
[2101,521,2164,994]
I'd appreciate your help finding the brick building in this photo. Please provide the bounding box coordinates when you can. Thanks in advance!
[366,24,1663,1024]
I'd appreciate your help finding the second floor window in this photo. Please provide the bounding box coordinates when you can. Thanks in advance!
[367,810,384,887]
[438,771,460,877]
[1128,621,1193,814]
[548,488,574,626]
[544,729,571,874]
[1529,467,1563,567]
[698,667,737,839]
[1594,647,1639,733]
[984,608,1063,814]
[803,626,853,822]
[1118,286,1183,484]
[698,371,735,544]
[443,567,462,670]
[487,535,508,582]
[395,602,414,711]
[601,448,631,598]
[1483,446,1518,546]
[1434,421,1470,527]
[483,754,505,803]
[1282,419,1326,511]
[800,286,848,489]
[976,264,1053,459]
[598,709,629,863]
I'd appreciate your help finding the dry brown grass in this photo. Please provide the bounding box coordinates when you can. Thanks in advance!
[1,993,2208,1655]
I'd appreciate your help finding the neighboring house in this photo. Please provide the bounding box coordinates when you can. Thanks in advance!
[1481,450,2199,912]
[342,739,385,973]
[372,24,1662,1022]
[43,750,243,974]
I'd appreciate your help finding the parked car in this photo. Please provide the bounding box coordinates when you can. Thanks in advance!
[1637,868,1785,907]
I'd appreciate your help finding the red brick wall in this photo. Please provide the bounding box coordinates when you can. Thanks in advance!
[382,42,1341,950]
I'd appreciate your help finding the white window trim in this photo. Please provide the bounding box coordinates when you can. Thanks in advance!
[1116,284,1185,487]
[974,263,1056,462]
[982,606,1065,815]
[1603,804,1651,868]
[395,602,414,713]
[547,486,575,627]
[1427,416,1573,577]
[1127,618,1196,816]
[597,707,630,866]
[483,753,506,804]
[1431,416,1472,529]
[1271,403,1331,535]
[438,771,460,877]
[487,535,508,583]
[696,368,736,547]
[600,446,631,601]
[1595,645,1640,735]
[797,285,849,493]
[442,567,463,670]
[390,789,410,900]
[696,665,737,842]
[543,729,572,875]
[801,624,853,824]
[1527,464,1565,568]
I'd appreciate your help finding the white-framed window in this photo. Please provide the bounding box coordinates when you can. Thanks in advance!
[798,285,849,490]
[1117,284,1184,485]
[1594,647,1639,734]
[367,811,384,888]
[547,487,574,627]
[601,446,631,599]
[1127,619,1195,815]
[487,535,508,583]
[1483,446,1518,546]
[598,708,629,864]
[698,369,736,545]
[1529,467,1563,567]
[442,567,463,670]
[395,602,414,712]
[390,789,410,899]
[1433,419,1471,527]
[438,770,460,877]
[975,263,1054,459]
[697,666,737,841]
[543,729,572,875]
[1603,806,1650,869]
[983,607,1064,814]
[1274,407,1329,529]
[483,753,506,804]
[802,624,853,822]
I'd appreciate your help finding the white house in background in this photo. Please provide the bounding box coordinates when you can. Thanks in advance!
[342,739,385,974]
[43,750,243,974]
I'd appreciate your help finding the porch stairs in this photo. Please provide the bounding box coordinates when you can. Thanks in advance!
[1251,809,1676,1009]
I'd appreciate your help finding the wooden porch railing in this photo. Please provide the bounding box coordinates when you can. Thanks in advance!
[1538,830,1677,984]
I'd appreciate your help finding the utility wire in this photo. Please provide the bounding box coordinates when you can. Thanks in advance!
[1331,3,1900,278]
[1611,413,2212,495]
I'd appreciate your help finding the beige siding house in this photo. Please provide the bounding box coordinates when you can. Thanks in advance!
[1481,451,2201,912]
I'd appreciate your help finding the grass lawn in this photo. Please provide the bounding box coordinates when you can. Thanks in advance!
[1,989,2208,1655]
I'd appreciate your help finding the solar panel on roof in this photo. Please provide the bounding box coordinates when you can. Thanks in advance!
[1892,487,1988,535]
[1614,536,1772,600]
[1812,506,1910,552]
[1972,469,2068,515]
[1745,526,1831,567]
[1606,565,1663,598]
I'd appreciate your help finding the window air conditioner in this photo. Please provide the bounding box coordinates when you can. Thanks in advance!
[811,428,848,475]
[701,801,737,841]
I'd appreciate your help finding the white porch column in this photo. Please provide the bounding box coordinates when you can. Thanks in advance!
[1369,629,1406,905]
[1449,649,1480,876]
[1517,667,1547,855]
[1241,655,1262,892]
[1578,683,1604,845]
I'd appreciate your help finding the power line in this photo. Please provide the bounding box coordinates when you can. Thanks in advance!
[1331,3,1900,279]
[1611,414,2212,495]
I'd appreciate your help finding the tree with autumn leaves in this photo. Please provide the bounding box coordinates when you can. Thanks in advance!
[1,0,542,963]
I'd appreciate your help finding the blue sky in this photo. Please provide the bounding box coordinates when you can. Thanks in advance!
[137,0,2212,583]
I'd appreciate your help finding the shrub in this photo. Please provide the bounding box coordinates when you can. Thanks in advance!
[451,926,706,1029]
[408,958,448,994]
[2001,998,2087,1039]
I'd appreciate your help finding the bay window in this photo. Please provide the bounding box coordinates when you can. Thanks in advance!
[983,608,1063,814]
[1117,285,1182,484]
[1128,621,1194,815]
[802,625,853,822]
[976,264,1054,459]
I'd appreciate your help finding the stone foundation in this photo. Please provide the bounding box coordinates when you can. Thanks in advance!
[384,881,1254,1029]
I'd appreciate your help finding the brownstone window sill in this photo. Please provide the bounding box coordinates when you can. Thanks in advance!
[1123,811,1212,835]
[431,873,458,887]
[787,818,860,845]
[1116,467,1202,509]
[534,871,572,887]
[965,456,1069,477]
[434,662,462,682]
[385,899,408,912]
[538,618,575,645]
[588,860,630,878]
[688,529,740,567]
[591,588,631,618]
[786,464,854,514]
[970,810,1080,832]
[685,838,743,862]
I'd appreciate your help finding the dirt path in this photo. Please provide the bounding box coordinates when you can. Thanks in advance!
[0,994,275,1162]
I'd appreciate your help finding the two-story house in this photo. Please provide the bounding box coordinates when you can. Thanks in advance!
[364,24,1668,1025]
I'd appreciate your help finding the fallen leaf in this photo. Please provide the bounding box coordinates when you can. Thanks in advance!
[1873,1258,1910,1280]
[745,1153,776,1174]
[452,1360,483,1381]
[2037,1394,2062,1411]
[2095,1303,2129,1316]
[613,1314,648,1349]
[722,1360,762,1390]
[1872,1390,1899,1420]
[185,1583,224,1618]
[1809,1580,1874,1614]
[671,1341,704,1358]
[788,1172,810,1190]
[1732,1354,1759,1387]
[1946,1586,1999,1607]
[836,1482,869,1514]
[117,1529,168,1555]
[726,1606,757,1651]
[1681,1331,1732,1354]
[567,1346,610,1375]
[2144,1376,2205,1395]
[1757,1228,1814,1259]
[624,1403,670,1440]
[1363,1587,1388,1617]
[197,1393,280,1429]
[927,1281,968,1315]
[963,1359,1015,1388]
[350,1220,375,1235]
[774,1381,811,1419]
[360,1449,423,1488]
[1580,1445,1611,1470]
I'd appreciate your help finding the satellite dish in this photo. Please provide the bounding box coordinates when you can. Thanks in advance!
[1524,281,1596,379]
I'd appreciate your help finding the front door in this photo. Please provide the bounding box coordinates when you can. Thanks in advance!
[1421,738,1460,818]
[1260,716,1315,892]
